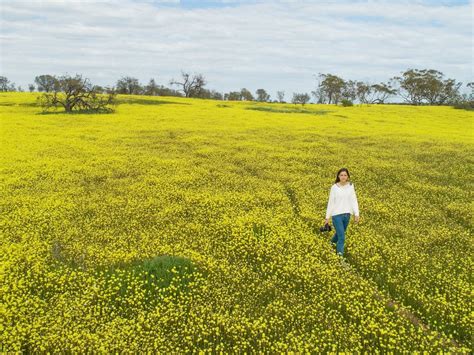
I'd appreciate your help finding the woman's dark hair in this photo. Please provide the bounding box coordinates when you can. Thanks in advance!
[335,168,351,183]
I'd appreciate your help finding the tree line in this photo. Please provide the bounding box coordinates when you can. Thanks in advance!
[0,68,472,113]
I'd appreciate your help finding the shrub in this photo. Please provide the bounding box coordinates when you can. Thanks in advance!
[341,99,353,107]
[452,100,474,111]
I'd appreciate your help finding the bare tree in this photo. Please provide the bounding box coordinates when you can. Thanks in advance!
[170,71,207,98]
[38,74,116,113]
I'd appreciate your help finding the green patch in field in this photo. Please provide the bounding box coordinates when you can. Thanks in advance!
[111,254,196,289]
[36,108,115,115]
[48,253,199,319]
[252,222,270,240]
[245,106,330,115]
[103,255,198,316]
[19,102,42,107]
[283,185,301,216]
[115,97,189,106]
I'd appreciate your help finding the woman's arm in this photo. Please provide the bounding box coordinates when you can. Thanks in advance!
[351,185,360,221]
[325,186,334,221]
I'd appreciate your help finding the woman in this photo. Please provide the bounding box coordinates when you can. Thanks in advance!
[325,168,360,257]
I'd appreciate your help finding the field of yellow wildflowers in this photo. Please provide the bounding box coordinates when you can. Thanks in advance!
[1,92,472,352]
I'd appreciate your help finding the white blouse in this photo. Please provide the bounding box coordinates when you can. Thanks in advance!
[325,182,359,219]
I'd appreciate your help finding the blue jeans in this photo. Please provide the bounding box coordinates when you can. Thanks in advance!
[331,213,351,256]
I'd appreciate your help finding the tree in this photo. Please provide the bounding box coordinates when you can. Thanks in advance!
[316,73,346,104]
[255,89,270,102]
[276,91,285,103]
[292,93,310,106]
[467,82,474,100]
[35,75,58,92]
[311,89,325,104]
[92,85,106,94]
[210,90,223,100]
[170,71,207,98]
[371,82,397,104]
[38,74,116,113]
[356,81,396,104]
[341,80,357,102]
[0,76,8,91]
[240,88,254,101]
[200,90,223,100]
[154,86,183,97]
[116,76,143,95]
[28,84,36,92]
[392,69,461,105]
[0,76,16,92]
[355,81,372,104]
[225,91,241,101]
[224,89,254,101]
[190,88,223,100]
[451,82,474,110]
[144,78,159,96]
[422,71,461,105]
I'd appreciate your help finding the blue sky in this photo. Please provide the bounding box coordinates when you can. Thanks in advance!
[1,0,472,100]
[178,0,241,9]
[169,0,472,8]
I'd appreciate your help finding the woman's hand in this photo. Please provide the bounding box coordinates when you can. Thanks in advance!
[354,215,360,223]
[325,218,329,225]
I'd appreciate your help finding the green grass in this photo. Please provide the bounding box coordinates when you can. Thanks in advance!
[245,105,330,115]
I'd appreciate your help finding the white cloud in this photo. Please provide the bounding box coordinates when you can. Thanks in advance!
[1,0,472,98]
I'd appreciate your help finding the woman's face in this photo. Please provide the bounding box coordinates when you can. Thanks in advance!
[338,171,349,182]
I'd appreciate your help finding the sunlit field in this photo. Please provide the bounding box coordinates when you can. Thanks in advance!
[1,92,473,352]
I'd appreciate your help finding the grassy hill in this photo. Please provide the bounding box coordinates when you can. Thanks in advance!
[1,92,472,352]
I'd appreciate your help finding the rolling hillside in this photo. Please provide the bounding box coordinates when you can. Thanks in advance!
[1,92,472,352]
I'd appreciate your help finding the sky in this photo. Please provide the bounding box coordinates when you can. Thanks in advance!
[1,0,472,100]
